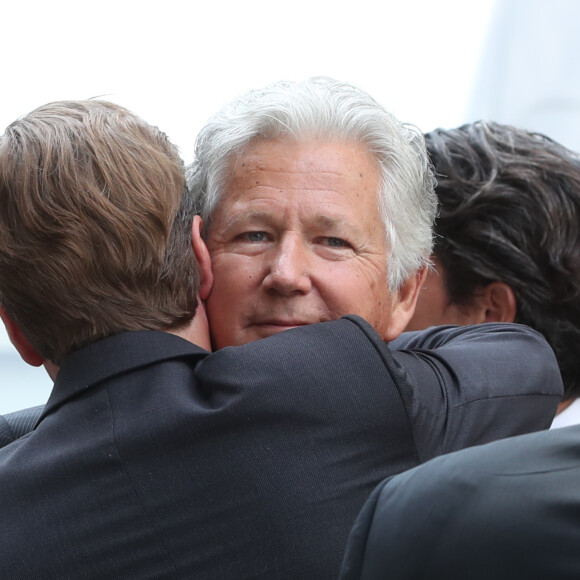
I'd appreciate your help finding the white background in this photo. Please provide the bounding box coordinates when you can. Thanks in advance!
[1,0,498,410]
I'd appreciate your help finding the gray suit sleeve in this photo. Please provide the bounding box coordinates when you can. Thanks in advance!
[389,323,563,461]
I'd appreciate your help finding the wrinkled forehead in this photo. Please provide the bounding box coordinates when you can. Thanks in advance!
[224,136,380,195]
[202,138,385,251]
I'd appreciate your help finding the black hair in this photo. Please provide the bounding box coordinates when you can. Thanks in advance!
[426,121,580,399]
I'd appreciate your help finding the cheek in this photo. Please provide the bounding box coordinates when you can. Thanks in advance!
[407,301,438,331]
[319,264,389,316]
[205,288,228,331]
[208,257,259,313]
[206,261,237,319]
[445,304,480,326]
[206,277,246,350]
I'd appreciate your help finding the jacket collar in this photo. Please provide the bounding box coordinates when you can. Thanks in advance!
[38,331,208,425]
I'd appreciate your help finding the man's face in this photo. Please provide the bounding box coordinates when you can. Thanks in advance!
[205,137,420,349]
[406,257,480,330]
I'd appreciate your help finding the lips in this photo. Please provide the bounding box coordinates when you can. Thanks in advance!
[249,315,318,334]
[247,312,331,338]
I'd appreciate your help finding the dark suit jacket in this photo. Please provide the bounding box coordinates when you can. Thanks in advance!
[0,405,43,448]
[0,318,562,579]
[340,423,580,580]
[0,323,561,457]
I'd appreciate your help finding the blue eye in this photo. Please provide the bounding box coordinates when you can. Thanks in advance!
[326,237,347,247]
[247,231,267,242]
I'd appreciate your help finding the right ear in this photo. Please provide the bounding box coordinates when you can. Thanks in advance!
[191,215,214,301]
[384,266,429,341]
[0,307,44,367]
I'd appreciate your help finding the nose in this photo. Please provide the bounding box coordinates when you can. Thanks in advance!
[262,234,312,296]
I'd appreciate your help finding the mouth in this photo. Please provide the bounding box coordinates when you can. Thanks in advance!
[249,319,313,337]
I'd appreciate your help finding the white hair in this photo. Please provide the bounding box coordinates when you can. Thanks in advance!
[187,77,437,290]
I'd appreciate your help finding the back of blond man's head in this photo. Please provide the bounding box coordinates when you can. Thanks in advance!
[0,100,199,364]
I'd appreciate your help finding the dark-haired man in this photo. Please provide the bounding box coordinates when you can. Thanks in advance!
[408,121,580,426]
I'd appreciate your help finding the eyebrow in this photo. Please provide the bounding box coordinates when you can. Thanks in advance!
[313,214,351,230]
[220,209,274,231]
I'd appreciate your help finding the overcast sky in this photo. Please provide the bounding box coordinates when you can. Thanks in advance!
[0,0,496,407]
[2,0,496,159]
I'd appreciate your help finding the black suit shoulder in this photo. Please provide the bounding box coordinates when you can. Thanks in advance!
[340,425,580,580]
[0,405,44,449]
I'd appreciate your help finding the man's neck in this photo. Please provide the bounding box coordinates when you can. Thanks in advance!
[43,360,59,381]
[43,303,213,382]
[556,398,575,415]
[170,301,212,352]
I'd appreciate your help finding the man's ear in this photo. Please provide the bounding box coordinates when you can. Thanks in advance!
[481,281,517,323]
[0,307,44,367]
[191,215,214,301]
[384,266,428,341]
